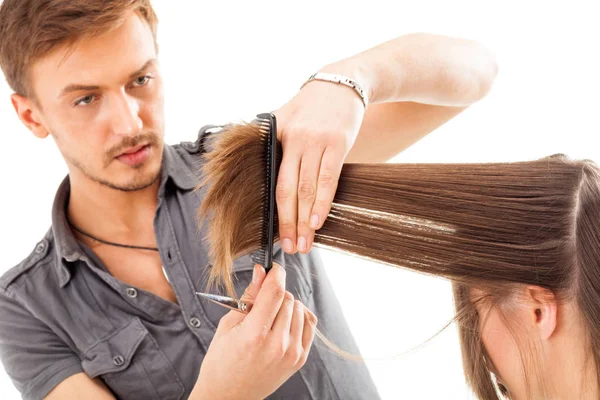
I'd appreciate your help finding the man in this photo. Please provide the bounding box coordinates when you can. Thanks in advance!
[0,1,497,399]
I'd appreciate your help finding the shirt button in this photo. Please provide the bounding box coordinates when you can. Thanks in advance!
[35,242,45,253]
[189,317,202,328]
[113,355,125,366]
[126,288,138,298]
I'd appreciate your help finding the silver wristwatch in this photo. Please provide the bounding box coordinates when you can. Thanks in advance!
[300,71,369,108]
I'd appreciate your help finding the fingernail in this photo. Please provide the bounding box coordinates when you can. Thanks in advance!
[252,264,259,284]
[298,237,306,252]
[283,238,293,253]
[310,214,319,229]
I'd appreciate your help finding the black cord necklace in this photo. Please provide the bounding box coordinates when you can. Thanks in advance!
[68,221,159,252]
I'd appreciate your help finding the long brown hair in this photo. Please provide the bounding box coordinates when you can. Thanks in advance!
[196,121,600,399]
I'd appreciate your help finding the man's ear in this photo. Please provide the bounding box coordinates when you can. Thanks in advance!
[11,93,50,139]
[526,285,557,340]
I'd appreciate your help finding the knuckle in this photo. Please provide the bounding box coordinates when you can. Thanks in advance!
[269,340,286,360]
[305,308,317,326]
[246,330,268,349]
[309,130,328,142]
[278,220,296,231]
[294,300,304,314]
[310,312,318,326]
[297,219,312,231]
[270,284,286,300]
[285,346,302,365]
[318,169,336,187]
[280,292,295,309]
[215,317,229,332]
[285,128,305,143]
[276,183,294,202]
[321,130,338,142]
[284,291,294,302]
[274,263,287,278]
[298,349,309,367]
[297,180,316,200]
[241,287,253,300]
[312,199,330,214]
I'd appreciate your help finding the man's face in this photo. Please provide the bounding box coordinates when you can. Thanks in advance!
[18,11,165,192]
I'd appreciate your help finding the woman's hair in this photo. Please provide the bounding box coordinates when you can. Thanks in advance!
[195,121,600,399]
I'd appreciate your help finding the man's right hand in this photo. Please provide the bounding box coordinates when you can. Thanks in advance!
[191,262,318,400]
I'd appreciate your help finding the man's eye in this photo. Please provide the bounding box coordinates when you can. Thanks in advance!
[133,75,153,87]
[74,95,95,107]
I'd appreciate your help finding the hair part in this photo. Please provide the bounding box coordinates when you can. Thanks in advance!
[0,0,158,99]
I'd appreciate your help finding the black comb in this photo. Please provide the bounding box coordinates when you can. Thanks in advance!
[251,112,279,273]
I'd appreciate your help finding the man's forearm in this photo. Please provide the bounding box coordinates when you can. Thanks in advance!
[320,32,498,107]
[188,381,207,400]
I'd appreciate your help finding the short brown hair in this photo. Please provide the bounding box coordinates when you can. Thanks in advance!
[0,0,158,98]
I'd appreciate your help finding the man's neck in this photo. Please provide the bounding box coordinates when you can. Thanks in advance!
[66,173,161,243]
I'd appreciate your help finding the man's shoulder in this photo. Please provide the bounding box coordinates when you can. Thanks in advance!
[172,124,227,158]
[165,124,229,190]
[1,228,55,293]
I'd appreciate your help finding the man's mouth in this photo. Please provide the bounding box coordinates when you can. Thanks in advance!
[118,143,149,157]
[115,144,152,166]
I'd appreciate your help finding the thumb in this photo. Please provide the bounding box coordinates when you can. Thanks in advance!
[216,264,267,332]
[241,264,267,302]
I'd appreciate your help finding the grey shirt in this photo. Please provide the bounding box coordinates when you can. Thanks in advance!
[0,125,380,400]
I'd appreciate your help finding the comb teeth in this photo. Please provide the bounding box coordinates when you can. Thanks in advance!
[252,113,278,273]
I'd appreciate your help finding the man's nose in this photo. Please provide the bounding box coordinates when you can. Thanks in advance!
[109,93,143,137]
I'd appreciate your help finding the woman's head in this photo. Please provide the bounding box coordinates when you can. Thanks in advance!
[461,283,593,399]
[454,156,600,399]
[196,122,600,399]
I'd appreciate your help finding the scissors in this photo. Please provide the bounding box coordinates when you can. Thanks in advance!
[196,292,253,314]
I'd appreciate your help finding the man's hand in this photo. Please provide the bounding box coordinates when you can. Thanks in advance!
[192,263,318,400]
[272,34,498,257]
[274,76,365,256]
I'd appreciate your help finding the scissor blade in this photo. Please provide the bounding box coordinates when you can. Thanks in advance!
[196,292,246,313]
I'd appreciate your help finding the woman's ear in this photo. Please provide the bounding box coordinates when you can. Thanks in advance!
[526,285,557,340]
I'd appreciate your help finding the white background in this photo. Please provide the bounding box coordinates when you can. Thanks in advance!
[0,0,598,398]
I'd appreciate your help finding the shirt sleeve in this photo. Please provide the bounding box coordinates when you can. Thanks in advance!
[0,288,84,400]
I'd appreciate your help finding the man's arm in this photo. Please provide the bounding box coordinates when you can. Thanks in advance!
[346,101,467,163]
[323,32,499,163]
[44,373,115,400]
[316,32,498,163]
[0,289,90,399]
[273,32,498,254]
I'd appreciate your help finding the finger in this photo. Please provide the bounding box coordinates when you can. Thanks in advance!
[245,263,287,332]
[302,307,318,351]
[296,146,325,254]
[289,300,305,344]
[240,264,267,302]
[309,146,344,239]
[271,291,295,338]
[216,309,247,333]
[276,143,301,254]
[218,264,266,331]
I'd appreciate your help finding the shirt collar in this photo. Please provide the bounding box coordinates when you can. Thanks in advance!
[161,143,198,192]
[52,143,198,287]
